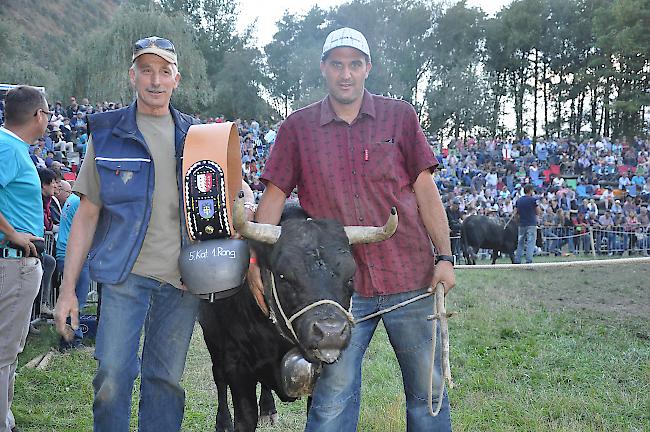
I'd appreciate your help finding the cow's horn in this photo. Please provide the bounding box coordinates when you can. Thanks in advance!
[344,207,398,245]
[233,192,281,244]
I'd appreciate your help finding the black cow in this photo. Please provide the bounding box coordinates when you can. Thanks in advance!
[199,199,398,432]
[461,215,544,264]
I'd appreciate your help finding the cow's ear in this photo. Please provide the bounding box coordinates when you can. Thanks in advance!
[251,240,272,268]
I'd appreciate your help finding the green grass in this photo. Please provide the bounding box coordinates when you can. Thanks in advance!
[14,261,650,431]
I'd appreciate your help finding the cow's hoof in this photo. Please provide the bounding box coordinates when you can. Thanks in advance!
[258,412,279,426]
[215,419,234,432]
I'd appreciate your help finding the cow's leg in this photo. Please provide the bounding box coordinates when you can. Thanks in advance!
[470,247,477,265]
[257,384,278,426]
[230,375,260,432]
[491,249,498,264]
[215,378,234,432]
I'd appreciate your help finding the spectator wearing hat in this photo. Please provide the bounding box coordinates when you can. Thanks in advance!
[71,111,86,133]
[254,27,454,432]
[54,35,255,431]
[55,35,199,431]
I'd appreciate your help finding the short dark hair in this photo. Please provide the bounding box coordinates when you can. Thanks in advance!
[4,86,46,125]
[37,167,56,186]
[523,184,535,194]
[321,51,370,64]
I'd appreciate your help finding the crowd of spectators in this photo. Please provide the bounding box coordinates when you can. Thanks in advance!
[438,135,650,258]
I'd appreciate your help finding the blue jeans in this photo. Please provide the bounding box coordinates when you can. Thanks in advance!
[92,274,200,432]
[515,225,536,264]
[305,287,452,432]
[56,258,91,342]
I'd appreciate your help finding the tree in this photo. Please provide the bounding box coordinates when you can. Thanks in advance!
[212,30,276,120]
[427,1,487,138]
[593,0,650,138]
[61,4,212,114]
[264,7,329,116]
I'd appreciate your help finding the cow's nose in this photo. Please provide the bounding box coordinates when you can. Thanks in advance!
[311,320,348,342]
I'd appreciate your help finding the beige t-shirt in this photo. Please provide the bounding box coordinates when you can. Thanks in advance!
[74,111,183,288]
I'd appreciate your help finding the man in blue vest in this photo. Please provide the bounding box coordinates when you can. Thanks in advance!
[0,85,49,432]
[54,36,204,431]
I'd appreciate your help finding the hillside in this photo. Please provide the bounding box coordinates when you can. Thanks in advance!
[1,0,121,76]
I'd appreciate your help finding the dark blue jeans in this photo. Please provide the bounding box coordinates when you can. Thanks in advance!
[305,287,452,432]
[92,274,200,432]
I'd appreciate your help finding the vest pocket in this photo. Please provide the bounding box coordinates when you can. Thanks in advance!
[96,158,150,204]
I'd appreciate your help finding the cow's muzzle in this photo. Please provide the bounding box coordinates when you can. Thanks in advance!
[296,307,352,364]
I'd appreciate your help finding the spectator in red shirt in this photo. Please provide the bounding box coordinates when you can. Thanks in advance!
[252,27,454,432]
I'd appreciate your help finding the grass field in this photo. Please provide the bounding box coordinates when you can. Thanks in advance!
[13,261,650,431]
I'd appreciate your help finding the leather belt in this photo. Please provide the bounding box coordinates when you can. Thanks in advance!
[182,123,242,241]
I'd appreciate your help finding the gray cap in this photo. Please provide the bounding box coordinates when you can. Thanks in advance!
[321,27,371,61]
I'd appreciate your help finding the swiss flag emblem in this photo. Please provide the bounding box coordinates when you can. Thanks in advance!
[197,173,213,193]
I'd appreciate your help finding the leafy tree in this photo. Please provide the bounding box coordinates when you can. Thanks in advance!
[212,31,276,120]
[593,0,650,138]
[61,4,212,114]
[159,0,239,83]
[427,1,486,138]
[264,7,329,115]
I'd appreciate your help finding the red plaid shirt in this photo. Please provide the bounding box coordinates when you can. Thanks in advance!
[262,91,438,297]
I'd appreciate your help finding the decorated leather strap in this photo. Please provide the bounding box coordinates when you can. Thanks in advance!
[182,123,242,241]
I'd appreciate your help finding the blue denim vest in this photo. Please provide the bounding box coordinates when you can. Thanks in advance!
[87,102,199,285]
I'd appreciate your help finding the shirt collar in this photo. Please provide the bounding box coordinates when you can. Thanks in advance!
[0,126,28,145]
[319,89,376,126]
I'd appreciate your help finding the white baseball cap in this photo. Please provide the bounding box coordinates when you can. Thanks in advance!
[321,27,371,62]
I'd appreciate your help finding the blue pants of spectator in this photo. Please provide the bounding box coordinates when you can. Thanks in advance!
[92,273,200,432]
[38,253,56,311]
[56,258,90,343]
[305,287,452,432]
[515,225,537,264]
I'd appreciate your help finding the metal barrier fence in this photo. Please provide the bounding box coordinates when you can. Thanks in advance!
[540,225,649,256]
[451,224,649,264]
[31,232,99,323]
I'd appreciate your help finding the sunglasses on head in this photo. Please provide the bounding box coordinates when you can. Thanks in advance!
[133,37,176,55]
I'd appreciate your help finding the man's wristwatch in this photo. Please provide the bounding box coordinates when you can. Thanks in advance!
[435,255,455,266]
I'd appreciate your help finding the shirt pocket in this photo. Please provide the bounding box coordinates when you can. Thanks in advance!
[95,157,150,204]
[362,139,400,182]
